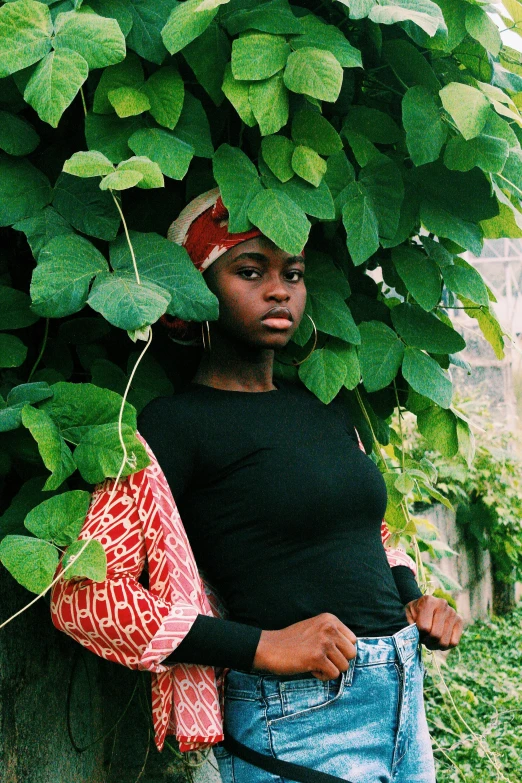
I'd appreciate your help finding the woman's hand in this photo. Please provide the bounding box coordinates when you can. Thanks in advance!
[253,613,357,681]
[405,595,464,651]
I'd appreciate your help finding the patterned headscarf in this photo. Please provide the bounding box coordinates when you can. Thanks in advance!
[161,188,261,339]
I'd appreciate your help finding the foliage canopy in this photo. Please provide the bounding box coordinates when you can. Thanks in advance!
[1,0,522,597]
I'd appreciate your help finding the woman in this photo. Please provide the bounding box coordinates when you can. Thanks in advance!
[52,189,463,783]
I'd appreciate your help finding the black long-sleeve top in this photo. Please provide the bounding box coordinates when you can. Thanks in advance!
[137,378,422,671]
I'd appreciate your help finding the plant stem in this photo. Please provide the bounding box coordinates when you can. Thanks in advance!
[111,192,141,284]
[27,318,49,382]
[80,86,87,117]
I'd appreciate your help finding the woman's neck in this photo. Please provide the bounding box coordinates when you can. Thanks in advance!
[193,340,276,392]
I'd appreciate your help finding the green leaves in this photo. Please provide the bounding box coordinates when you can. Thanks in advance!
[0,0,52,77]
[392,245,441,311]
[292,145,326,187]
[402,86,446,166]
[53,9,126,69]
[110,231,219,321]
[261,136,295,182]
[128,128,194,180]
[0,110,39,156]
[87,273,170,331]
[63,151,114,178]
[342,181,379,266]
[298,347,349,404]
[0,154,51,226]
[31,234,107,319]
[144,65,184,129]
[358,321,404,392]
[61,539,107,581]
[231,33,290,80]
[284,48,343,102]
[73,422,148,483]
[0,535,58,594]
[249,72,289,135]
[162,0,224,55]
[21,406,76,490]
[391,303,466,354]
[292,110,343,156]
[0,334,27,368]
[25,48,88,128]
[439,83,491,140]
[25,490,91,546]
[247,189,310,255]
[53,173,120,240]
[402,347,453,409]
[213,144,263,232]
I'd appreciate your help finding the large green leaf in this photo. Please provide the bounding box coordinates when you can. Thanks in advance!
[87,272,171,330]
[88,0,133,37]
[53,9,126,69]
[40,381,136,444]
[53,173,120,240]
[358,321,404,392]
[368,0,446,38]
[359,155,404,240]
[24,490,91,546]
[110,231,219,320]
[125,0,172,64]
[291,145,326,187]
[292,110,342,156]
[391,245,441,311]
[108,85,150,118]
[439,82,490,140]
[290,14,362,68]
[0,154,52,227]
[390,303,466,353]
[298,347,347,404]
[144,65,184,129]
[249,72,289,136]
[402,86,446,166]
[116,157,164,189]
[0,0,52,78]
[99,168,143,190]
[13,206,74,259]
[0,535,58,594]
[213,144,264,232]
[442,259,489,307]
[382,39,440,92]
[232,33,290,81]
[63,150,114,178]
[247,189,310,255]
[24,48,88,128]
[342,181,379,266]
[465,5,501,58]
[420,201,483,256]
[161,0,222,55]
[61,539,107,581]
[0,334,28,368]
[0,286,39,331]
[417,405,458,457]
[402,347,453,408]
[31,234,108,318]
[444,133,509,175]
[343,106,401,145]
[308,289,360,344]
[128,127,194,179]
[0,109,39,156]
[413,161,498,224]
[261,135,295,182]
[73,422,149,483]
[266,174,335,219]
[225,0,303,36]
[461,297,505,359]
[21,405,76,490]
[222,62,256,126]
[183,22,230,106]
[284,47,343,103]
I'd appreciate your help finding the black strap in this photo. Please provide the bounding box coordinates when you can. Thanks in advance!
[223,735,354,783]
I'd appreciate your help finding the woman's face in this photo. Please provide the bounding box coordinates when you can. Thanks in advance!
[202,235,307,350]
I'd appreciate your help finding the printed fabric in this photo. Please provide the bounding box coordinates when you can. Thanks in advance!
[50,432,418,753]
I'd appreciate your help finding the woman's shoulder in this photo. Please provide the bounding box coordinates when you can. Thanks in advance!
[137,384,203,437]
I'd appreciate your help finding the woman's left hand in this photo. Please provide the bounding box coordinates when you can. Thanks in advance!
[405,595,464,651]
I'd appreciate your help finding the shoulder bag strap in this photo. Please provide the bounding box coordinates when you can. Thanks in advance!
[223,735,354,783]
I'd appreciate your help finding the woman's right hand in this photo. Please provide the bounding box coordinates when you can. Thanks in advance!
[252,613,357,682]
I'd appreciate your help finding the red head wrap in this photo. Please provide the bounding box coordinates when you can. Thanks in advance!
[162,188,262,338]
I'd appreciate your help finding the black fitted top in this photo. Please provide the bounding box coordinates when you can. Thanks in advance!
[137,378,422,670]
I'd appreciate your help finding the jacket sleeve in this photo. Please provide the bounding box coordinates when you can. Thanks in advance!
[50,477,172,669]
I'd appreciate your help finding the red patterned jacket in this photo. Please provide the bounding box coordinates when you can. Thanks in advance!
[50,433,417,753]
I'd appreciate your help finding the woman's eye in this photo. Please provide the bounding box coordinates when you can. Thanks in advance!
[239,268,261,279]
[287,271,304,282]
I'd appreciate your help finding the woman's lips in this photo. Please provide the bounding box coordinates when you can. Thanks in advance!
[261,317,293,329]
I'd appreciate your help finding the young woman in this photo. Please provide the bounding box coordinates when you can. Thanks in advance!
[52,189,463,783]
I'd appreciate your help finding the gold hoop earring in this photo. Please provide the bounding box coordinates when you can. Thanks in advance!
[201,320,211,352]
[275,313,317,367]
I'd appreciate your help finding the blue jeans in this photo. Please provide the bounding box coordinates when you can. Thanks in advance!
[213,623,435,783]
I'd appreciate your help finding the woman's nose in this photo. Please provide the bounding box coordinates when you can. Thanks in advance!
[265,274,290,300]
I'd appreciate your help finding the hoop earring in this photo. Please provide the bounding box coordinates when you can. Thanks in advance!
[275,313,317,367]
[201,320,211,352]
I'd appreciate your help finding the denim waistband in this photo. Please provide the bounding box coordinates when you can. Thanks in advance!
[227,623,420,697]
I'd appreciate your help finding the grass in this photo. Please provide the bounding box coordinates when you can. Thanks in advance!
[424,604,522,782]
